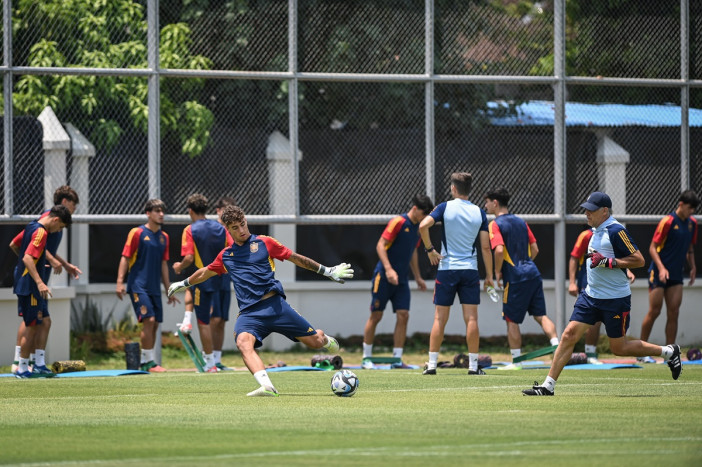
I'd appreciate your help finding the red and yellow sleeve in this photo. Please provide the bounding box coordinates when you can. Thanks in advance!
[260,235,292,261]
[488,221,503,249]
[25,229,48,258]
[181,226,194,256]
[207,250,227,275]
[121,227,142,258]
[570,230,592,259]
[381,216,404,244]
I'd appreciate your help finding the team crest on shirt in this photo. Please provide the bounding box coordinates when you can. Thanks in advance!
[250,242,259,253]
[160,236,165,245]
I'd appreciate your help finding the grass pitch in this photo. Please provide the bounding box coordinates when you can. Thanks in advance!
[1,361,700,466]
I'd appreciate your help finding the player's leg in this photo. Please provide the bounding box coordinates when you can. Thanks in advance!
[391,283,411,365]
[527,278,559,345]
[212,288,230,370]
[548,321,589,380]
[363,311,383,361]
[506,320,522,361]
[237,332,278,397]
[364,276,391,364]
[12,321,25,373]
[15,296,40,377]
[179,288,194,334]
[662,284,683,345]
[584,322,602,363]
[193,288,217,371]
[461,303,483,374]
[424,305,450,374]
[639,281,664,342]
[31,310,53,374]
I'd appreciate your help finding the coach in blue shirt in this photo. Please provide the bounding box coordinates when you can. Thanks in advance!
[523,192,683,396]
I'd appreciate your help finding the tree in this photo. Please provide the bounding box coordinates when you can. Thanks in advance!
[11,0,214,158]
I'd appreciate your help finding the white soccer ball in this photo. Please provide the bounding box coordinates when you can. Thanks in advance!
[330,369,359,397]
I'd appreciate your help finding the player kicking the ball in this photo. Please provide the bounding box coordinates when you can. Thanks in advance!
[523,192,682,396]
[168,205,353,397]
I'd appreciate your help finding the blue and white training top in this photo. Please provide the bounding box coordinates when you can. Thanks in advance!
[429,198,488,271]
[585,216,639,299]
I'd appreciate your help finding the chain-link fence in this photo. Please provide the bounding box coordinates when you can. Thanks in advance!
[2,0,699,220]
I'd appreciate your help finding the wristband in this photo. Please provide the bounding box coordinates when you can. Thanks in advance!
[317,265,330,276]
[425,246,435,253]
[183,278,191,287]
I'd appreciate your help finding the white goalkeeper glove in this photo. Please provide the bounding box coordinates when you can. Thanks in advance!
[168,278,190,298]
[318,263,354,284]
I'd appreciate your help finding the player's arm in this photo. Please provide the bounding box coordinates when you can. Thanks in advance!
[173,254,194,275]
[687,244,696,286]
[116,256,129,300]
[162,260,180,305]
[376,237,398,285]
[168,266,218,297]
[419,215,441,265]
[529,242,539,260]
[480,230,494,291]
[568,256,579,296]
[51,252,82,279]
[493,244,504,288]
[409,249,426,291]
[287,252,354,284]
[23,253,51,299]
[9,241,20,256]
[648,239,668,281]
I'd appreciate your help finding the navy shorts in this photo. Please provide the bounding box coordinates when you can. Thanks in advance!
[214,288,231,321]
[433,269,480,306]
[235,294,317,349]
[129,292,163,323]
[191,286,219,325]
[17,294,49,326]
[502,277,547,324]
[370,273,411,312]
[648,268,683,290]
[570,292,630,338]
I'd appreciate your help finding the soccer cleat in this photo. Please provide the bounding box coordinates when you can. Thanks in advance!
[468,368,486,375]
[14,370,32,379]
[215,362,231,371]
[637,356,657,364]
[324,336,339,354]
[666,344,682,380]
[140,361,167,373]
[11,361,19,373]
[247,385,279,397]
[522,381,554,396]
[422,364,436,375]
[362,359,375,370]
[31,365,56,377]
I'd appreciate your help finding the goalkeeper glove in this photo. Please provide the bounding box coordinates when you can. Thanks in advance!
[587,251,617,269]
[318,263,354,284]
[167,278,190,297]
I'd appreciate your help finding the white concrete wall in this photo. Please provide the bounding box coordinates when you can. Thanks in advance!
[0,287,75,366]
[2,279,699,366]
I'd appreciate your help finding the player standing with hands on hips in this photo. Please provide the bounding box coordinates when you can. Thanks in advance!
[419,172,494,376]
[168,205,353,397]
[523,192,683,396]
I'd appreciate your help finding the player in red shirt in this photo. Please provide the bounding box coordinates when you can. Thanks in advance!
[168,205,353,396]
[639,190,698,353]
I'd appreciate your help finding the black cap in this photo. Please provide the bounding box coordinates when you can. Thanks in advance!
[580,192,612,211]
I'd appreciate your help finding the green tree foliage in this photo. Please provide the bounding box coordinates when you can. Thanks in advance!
[12,0,214,157]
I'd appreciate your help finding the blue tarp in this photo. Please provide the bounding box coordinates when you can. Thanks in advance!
[488,101,702,127]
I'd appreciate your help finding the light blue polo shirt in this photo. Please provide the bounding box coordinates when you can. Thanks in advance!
[430,198,488,271]
[584,216,639,299]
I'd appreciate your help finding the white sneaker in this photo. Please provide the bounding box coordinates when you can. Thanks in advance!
[587,356,603,364]
[637,356,657,364]
[324,336,339,353]
[362,359,374,369]
[498,363,522,370]
[11,362,19,373]
[247,386,279,397]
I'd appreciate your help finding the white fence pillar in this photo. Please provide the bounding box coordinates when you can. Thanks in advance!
[596,132,630,214]
[65,123,95,287]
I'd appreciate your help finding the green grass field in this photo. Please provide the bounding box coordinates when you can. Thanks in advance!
[1,354,701,466]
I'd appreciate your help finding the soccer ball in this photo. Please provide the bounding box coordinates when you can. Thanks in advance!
[330,369,359,397]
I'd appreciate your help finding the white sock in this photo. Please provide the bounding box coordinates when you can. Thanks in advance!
[661,345,674,360]
[205,353,215,368]
[585,344,597,354]
[543,376,557,392]
[182,311,193,325]
[141,348,154,364]
[428,351,439,369]
[468,353,479,371]
[393,347,403,359]
[35,349,46,367]
[363,342,373,359]
[510,349,521,362]
[550,337,559,346]
[18,357,29,373]
[14,345,21,362]
[213,350,222,364]
[141,349,149,364]
[253,370,275,390]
